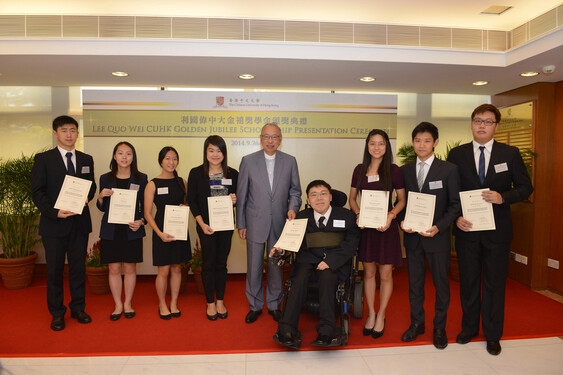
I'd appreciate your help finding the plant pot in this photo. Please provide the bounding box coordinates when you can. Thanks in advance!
[0,251,37,289]
[86,266,110,295]
[192,266,204,294]
[449,253,460,282]
[167,264,190,294]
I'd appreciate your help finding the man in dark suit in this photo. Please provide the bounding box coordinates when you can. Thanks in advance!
[32,115,97,331]
[447,104,533,355]
[271,180,359,349]
[399,122,461,349]
[237,123,302,323]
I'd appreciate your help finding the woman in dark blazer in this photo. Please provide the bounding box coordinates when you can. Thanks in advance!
[187,135,238,320]
[97,141,148,321]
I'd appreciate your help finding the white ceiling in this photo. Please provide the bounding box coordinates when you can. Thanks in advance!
[0,0,562,95]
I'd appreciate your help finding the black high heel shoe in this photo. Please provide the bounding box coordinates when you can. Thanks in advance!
[159,308,172,320]
[363,315,376,336]
[372,318,386,339]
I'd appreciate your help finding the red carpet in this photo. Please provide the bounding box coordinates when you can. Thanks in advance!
[1,270,562,357]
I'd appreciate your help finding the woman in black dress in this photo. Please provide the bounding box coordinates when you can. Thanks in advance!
[144,146,191,320]
[97,142,147,321]
[187,135,238,320]
[349,129,406,339]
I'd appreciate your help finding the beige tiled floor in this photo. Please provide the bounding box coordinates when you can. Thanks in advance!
[2,337,562,375]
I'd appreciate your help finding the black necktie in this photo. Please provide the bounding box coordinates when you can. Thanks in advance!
[318,216,326,230]
[66,152,75,176]
[478,146,485,184]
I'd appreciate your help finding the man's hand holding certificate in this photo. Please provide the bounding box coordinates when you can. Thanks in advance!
[208,196,235,231]
[273,218,308,252]
[108,188,137,224]
[54,175,93,215]
[163,205,190,241]
[459,188,496,231]
[358,190,389,229]
[403,191,436,233]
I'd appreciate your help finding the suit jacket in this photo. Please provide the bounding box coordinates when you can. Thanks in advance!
[32,147,96,237]
[447,141,533,243]
[187,165,238,224]
[96,172,148,240]
[236,150,302,243]
[295,207,360,272]
[399,158,461,253]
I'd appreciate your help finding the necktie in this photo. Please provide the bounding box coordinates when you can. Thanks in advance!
[417,162,425,191]
[66,152,75,176]
[478,146,486,184]
[318,216,326,230]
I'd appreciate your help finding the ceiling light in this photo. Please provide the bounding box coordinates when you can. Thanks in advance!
[111,71,129,77]
[239,74,254,80]
[480,6,512,15]
[520,72,539,77]
[360,76,375,82]
[472,81,488,86]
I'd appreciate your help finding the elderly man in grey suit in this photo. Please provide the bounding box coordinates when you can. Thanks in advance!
[237,123,302,323]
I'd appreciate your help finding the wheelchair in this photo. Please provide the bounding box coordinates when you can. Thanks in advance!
[278,189,364,348]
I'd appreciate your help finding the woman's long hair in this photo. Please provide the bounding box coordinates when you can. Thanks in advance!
[107,141,141,182]
[356,129,393,192]
[203,135,230,179]
[158,146,186,199]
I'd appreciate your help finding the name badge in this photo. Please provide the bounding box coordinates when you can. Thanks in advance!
[429,180,443,190]
[130,183,140,191]
[157,187,169,195]
[81,166,90,174]
[333,219,345,228]
[494,162,508,173]
[221,179,232,186]
[367,175,379,183]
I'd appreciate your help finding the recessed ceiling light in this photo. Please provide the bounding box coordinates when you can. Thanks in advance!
[520,71,539,77]
[472,81,488,86]
[239,74,255,80]
[360,76,375,82]
[480,6,512,15]
[111,71,129,77]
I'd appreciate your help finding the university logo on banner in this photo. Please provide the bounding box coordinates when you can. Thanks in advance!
[215,96,225,107]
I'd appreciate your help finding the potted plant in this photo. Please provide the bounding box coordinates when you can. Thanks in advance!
[85,239,110,295]
[190,239,204,294]
[0,155,41,289]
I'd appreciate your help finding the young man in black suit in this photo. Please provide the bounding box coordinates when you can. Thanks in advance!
[271,180,360,349]
[399,122,461,349]
[447,104,533,355]
[32,115,97,331]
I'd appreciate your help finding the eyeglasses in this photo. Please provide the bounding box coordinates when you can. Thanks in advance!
[261,135,280,141]
[309,191,330,198]
[472,118,497,126]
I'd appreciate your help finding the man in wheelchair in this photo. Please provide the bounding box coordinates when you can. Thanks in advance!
[270,180,360,349]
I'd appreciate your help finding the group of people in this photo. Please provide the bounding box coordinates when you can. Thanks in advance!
[31,103,533,357]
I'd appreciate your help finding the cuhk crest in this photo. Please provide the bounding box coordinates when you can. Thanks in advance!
[216,96,225,106]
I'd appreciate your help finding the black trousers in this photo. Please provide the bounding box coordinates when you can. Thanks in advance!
[278,262,339,337]
[197,227,233,303]
[456,237,510,341]
[406,244,450,329]
[42,221,88,317]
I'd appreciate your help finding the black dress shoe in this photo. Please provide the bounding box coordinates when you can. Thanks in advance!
[486,340,501,355]
[217,311,228,319]
[110,312,122,321]
[170,306,181,318]
[207,312,218,321]
[274,331,301,350]
[268,309,282,322]
[245,310,262,323]
[372,319,386,339]
[70,311,92,324]
[310,334,332,347]
[433,328,448,349]
[401,323,425,342]
[363,315,375,336]
[124,311,136,319]
[159,308,172,320]
[456,331,477,344]
[50,316,65,331]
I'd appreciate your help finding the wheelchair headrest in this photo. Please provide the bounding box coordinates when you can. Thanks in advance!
[330,189,347,208]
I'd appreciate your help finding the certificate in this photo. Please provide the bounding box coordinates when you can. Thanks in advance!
[358,190,389,229]
[163,205,190,241]
[108,188,137,224]
[460,188,496,231]
[273,219,308,252]
[403,191,436,233]
[54,175,93,215]
[208,196,234,231]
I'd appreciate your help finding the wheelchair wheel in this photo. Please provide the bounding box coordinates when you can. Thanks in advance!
[353,277,364,319]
